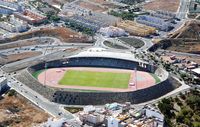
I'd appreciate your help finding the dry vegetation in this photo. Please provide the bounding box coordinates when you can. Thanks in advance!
[0,39,49,50]
[166,20,200,53]
[42,0,74,6]
[1,27,91,44]
[87,0,120,9]
[76,0,108,12]
[166,40,200,54]
[170,20,200,39]
[0,51,42,64]
[152,20,200,54]
[0,91,49,127]
[143,0,180,12]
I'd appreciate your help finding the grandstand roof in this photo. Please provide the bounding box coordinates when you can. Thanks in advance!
[192,68,200,74]
[70,47,146,63]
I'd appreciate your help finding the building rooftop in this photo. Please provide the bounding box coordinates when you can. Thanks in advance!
[192,67,200,74]
[70,47,145,63]
[0,76,6,82]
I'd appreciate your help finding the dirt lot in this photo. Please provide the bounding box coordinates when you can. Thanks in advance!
[0,38,51,50]
[0,91,49,127]
[42,0,74,6]
[88,0,120,9]
[167,20,200,53]
[1,27,91,44]
[166,41,200,54]
[0,51,42,64]
[143,0,180,12]
[88,0,105,4]
[76,0,108,12]
[152,39,200,54]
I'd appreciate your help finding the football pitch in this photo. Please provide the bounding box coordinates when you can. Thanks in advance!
[59,70,131,89]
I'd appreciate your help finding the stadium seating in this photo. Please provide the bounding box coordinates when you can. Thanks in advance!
[14,57,181,105]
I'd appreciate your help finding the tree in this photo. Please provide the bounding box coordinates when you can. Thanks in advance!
[7,89,16,96]
[186,95,200,109]
[158,98,174,118]
[176,112,184,123]
[50,15,60,22]
[46,11,55,19]
[179,92,186,100]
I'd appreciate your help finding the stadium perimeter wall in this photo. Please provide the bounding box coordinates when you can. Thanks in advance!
[20,57,180,105]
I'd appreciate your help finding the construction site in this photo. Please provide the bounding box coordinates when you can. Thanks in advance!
[117,20,156,37]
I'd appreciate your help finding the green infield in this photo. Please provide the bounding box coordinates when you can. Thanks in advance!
[59,70,131,89]
[32,69,45,79]
[150,73,161,84]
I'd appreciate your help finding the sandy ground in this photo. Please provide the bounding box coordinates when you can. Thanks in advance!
[76,1,108,12]
[7,27,90,43]
[0,39,47,50]
[143,0,180,12]
[38,67,156,92]
[0,51,42,64]
[0,93,49,127]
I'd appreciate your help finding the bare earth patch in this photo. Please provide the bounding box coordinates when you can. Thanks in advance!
[0,51,42,64]
[76,0,108,12]
[0,93,49,127]
[2,27,91,44]
[0,38,50,50]
[143,0,180,12]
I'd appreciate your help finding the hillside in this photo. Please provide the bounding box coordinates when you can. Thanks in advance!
[150,20,200,54]
[170,20,200,39]
[0,27,92,44]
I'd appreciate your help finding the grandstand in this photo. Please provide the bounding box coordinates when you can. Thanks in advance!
[14,70,56,101]
[12,56,180,105]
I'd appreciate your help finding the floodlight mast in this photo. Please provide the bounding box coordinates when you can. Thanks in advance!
[135,67,137,90]
[43,39,52,86]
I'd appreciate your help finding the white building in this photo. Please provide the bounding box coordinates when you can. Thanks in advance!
[108,117,120,127]
[0,15,28,32]
[0,0,22,14]
[192,67,200,77]
[86,113,104,124]
[145,109,164,121]
[99,26,127,37]
[83,105,96,113]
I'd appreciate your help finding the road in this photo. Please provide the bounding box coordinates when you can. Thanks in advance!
[0,68,75,119]
[0,26,194,122]
[156,49,200,57]
[132,76,190,109]
[176,0,190,19]
[94,34,153,51]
